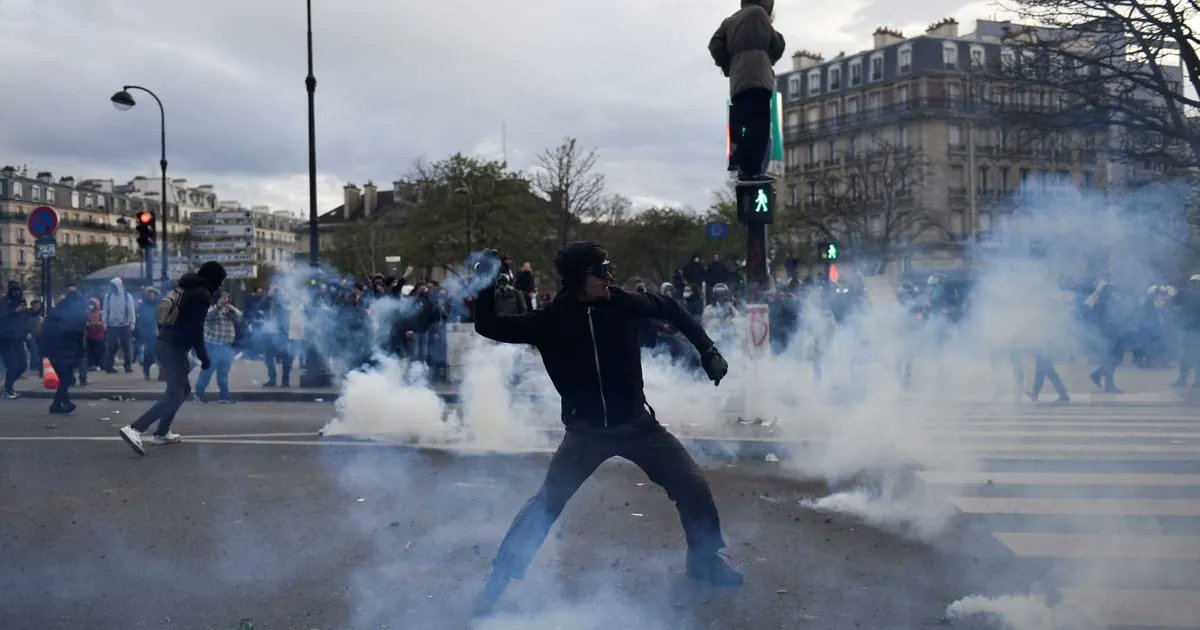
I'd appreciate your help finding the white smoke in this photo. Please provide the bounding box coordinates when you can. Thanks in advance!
[944,594,1087,630]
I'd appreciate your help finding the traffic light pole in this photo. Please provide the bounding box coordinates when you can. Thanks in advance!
[735,180,774,298]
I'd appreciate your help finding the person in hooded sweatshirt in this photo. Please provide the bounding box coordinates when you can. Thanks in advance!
[102,277,137,373]
[119,262,226,456]
[41,287,88,414]
[469,242,740,617]
[709,0,785,182]
[1,280,29,398]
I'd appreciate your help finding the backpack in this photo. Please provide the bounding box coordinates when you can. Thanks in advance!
[156,287,185,327]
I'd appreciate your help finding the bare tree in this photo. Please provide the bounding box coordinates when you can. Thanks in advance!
[797,138,940,275]
[992,1,1200,172]
[532,137,607,247]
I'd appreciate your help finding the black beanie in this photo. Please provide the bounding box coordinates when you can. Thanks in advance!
[554,241,607,288]
[197,261,227,291]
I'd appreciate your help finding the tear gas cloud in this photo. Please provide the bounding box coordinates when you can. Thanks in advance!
[287,183,1191,528]
[258,181,1190,624]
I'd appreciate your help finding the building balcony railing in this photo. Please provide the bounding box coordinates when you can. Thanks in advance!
[1,209,130,233]
[948,187,968,205]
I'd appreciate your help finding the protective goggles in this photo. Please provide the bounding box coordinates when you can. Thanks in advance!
[586,260,615,279]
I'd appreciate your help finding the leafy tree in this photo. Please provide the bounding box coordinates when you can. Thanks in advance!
[396,154,556,277]
[322,219,404,280]
[605,207,707,284]
[50,243,138,291]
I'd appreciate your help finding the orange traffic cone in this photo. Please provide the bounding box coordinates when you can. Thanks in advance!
[42,357,59,390]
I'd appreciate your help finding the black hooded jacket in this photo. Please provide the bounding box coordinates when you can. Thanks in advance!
[160,263,225,363]
[41,292,88,362]
[475,284,715,429]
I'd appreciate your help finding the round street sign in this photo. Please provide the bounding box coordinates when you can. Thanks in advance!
[27,206,60,238]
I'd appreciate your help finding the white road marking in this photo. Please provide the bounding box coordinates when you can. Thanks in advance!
[950,496,1200,517]
[1060,588,1200,629]
[917,470,1200,487]
[994,532,1200,560]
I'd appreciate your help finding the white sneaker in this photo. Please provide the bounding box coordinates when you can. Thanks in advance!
[150,432,183,445]
[118,426,146,456]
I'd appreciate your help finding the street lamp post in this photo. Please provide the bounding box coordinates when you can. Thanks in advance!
[306,0,319,267]
[111,85,169,283]
[455,184,474,258]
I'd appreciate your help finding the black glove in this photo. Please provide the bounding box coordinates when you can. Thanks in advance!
[200,359,212,371]
[701,346,728,386]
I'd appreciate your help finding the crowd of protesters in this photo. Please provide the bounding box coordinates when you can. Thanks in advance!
[4,250,1198,411]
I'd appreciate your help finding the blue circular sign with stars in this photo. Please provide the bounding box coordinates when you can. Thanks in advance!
[27,206,59,238]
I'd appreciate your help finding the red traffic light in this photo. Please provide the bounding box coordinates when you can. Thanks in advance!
[137,211,154,224]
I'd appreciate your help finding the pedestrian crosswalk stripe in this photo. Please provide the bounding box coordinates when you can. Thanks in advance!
[950,496,1200,517]
[993,532,1200,560]
[1059,588,1200,629]
[967,443,1200,455]
[918,471,1200,487]
[925,421,1200,430]
[931,429,1200,439]
[926,411,1200,422]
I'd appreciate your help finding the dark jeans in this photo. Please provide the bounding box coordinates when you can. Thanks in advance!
[104,325,133,371]
[1,338,27,393]
[139,334,158,378]
[1032,354,1068,400]
[729,87,772,178]
[490,419,725,579]
[1177,329,1200,386]
[132,341,190,437]
[48,356,78,406]
[265,337,292,385]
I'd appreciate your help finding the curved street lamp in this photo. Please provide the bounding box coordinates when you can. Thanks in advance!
[110,85,169,283]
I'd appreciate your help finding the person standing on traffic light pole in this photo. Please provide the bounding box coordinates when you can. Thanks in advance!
[470,242,741,617]
[710,0,785,183]
[119,262,226,456]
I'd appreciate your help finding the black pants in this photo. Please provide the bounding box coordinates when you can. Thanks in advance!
[49,356,78,407]
[729,87,772,178]
[1,338,27,393]
[139,335,158,378]
[132,340,190,437]
[491,420,726,579]
[1032,354,1068,400]
[104,325,133,372]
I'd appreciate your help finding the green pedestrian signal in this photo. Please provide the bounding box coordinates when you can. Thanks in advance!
[735,181,774,224]
[820,242,839,261]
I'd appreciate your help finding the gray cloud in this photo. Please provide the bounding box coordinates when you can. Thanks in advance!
[0,0,987,215]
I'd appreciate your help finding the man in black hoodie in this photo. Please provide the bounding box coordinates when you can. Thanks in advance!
[470,242,739,616]
[41,287,88,414]
[119,262,226,456]
[1,280,29,399]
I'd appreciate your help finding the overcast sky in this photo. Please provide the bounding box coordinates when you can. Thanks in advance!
[0,0,999,217]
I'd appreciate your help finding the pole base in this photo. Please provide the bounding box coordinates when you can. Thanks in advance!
[299,346,332,388]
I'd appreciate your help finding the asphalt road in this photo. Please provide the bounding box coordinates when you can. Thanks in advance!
[0,399,1000,630]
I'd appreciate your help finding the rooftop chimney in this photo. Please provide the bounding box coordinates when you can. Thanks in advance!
[791,50,824,71]
[926,17,959,39]
[343,183,361,219]
[59,176,75,187]
[873,27,905,49]
[363,180,377,218]
[36,171,53,183]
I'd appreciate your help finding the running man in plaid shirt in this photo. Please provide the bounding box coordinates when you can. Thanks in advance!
[195,292,242,403]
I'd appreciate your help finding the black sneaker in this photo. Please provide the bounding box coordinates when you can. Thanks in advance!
[686,552,744,587]
[263,382,277,388]
[49,401,76,415]
[470,572,511,618]
[2,391,18,400]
